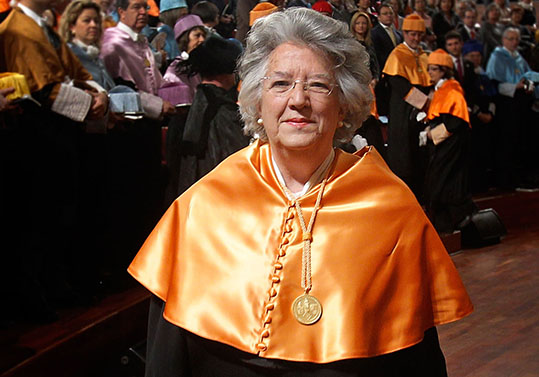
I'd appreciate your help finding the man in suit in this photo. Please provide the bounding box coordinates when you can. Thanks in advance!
[445,30,474,86]
[456,6,479,43]
[371,2,402,73]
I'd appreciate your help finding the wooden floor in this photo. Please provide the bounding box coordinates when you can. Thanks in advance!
[1,190,538,377]
[439,190,539,377]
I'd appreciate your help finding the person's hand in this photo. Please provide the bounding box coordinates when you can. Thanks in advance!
[87,91,108,119]
[477,112,493,124]
[159,49,168,63]
[162,100,176,116]
[516,78,527,90]
[0,87,15,111]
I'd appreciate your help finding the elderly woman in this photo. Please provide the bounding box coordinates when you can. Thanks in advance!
[424,49,475,234]
[350,11,380,79]
[59,0,115,91]
[129,8,472,376]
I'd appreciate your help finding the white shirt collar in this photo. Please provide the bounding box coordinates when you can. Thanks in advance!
[117,22,140,42]
[18,3,47,27]
[272,149,335,199]
[435,78,446,91]
[403,41,418,53]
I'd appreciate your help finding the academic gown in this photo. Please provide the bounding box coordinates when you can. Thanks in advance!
[424,79,475,233]
[0,7,98,315]
[129,141,473,375]
[382,43,431,197]
[486,46,539,187]
[169,84,249,198]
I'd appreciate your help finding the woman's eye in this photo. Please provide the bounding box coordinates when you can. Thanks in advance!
[272,80,291,88]
[310,82,330,90]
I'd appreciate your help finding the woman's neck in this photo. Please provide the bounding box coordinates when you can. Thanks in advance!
[271,146,333,193]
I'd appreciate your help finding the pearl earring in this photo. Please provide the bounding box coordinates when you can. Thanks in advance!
[338,121,344,127]
[257,118,264,125]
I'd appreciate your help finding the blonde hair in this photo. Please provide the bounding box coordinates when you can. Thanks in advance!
[350,11,373,46]
[59,1,103,43]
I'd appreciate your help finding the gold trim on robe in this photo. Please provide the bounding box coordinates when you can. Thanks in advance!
[128,141,473,363]
[383,43,430,86]
[427,78,470,125]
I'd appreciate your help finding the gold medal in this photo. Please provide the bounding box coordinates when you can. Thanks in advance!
[292,294,322,325]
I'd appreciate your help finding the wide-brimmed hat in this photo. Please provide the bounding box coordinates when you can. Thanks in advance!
[188,34,243,75]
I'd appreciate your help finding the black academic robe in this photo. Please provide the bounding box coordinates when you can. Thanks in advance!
[173,84,249,196]
[146,296,448,377]
[424,113,475,233]
[385,75,430,198]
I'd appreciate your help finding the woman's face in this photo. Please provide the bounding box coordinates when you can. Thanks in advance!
[357,0,370,9]
[511,10,523,24]
[259,43,344,156]
[354,15,369,37]
[427,64,444,84]
[414,0,426,12]
[487,8,500,23]
[440,0,452,13]
[71,8,100,45]
[186,27,205,53]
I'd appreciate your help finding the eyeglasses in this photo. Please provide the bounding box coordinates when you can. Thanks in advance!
[261,76,339,97]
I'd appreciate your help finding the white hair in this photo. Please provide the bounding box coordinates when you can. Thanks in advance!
[237,8,373,143]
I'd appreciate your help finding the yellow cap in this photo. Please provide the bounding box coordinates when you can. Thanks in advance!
[402,14,426,32]
[428,49,454,68]
[249,2,278,26]
[0,72,31,100]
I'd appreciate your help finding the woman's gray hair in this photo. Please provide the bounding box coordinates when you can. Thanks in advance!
[238,8,373,143]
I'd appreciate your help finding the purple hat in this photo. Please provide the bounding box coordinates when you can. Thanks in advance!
[174,14,203,40]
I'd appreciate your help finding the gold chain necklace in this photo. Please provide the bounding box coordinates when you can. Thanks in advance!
[282,176,329,325]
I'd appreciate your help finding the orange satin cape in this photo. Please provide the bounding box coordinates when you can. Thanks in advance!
[0,8,92,100]
[427,79,470,126]
[382,43,430,86]
[128,141,473,363]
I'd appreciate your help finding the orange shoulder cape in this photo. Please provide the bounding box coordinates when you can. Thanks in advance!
[128,141,472,363]
[0,8,91,94]
[427,79,470,125]
[382,43,430,86]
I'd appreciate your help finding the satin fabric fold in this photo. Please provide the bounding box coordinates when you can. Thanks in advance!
[383,43,430,86]
[427,79,470,125]
[128,141,472,363]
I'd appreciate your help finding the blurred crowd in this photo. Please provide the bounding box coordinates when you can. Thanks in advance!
[0,0,538,324]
